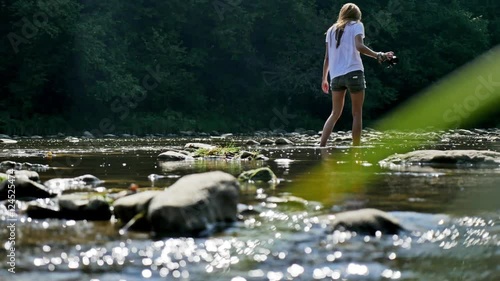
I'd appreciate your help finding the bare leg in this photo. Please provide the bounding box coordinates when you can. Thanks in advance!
[320,90,346,147]
[350,90,365,146]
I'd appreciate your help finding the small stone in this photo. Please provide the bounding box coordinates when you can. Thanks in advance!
[238,167,277,182]
[275,138,294,145]
[0,139,17,144]
[184,143,217,150]
[158,151,194,161]
[259,138,274,145]
[245,140,259,145]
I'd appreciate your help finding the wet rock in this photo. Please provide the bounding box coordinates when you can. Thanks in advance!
[148,171,240,236]
[238,167,277,182]
[44,174,102,194]
[0,161,19,170]
[113,191,162,230]
[380,150,500,169]
[239,151,257,159]
[76,174,101,185]
[0,161,49,172]
[184,143,217,150]
[6,170,40,181]
[325,208,403,235]
[0,138,17,144]
[104,134,117,138]
[255,154,270,161]
[0,134,11,139]
[27,194,112,221]
[82,131,95,138]
[259,138,274,145]
[221,133,233,138]
[65,137,80,143]
[245,140,259,145]
[158,151,194,161]
[0,177,53,201]
[275,138,294,145]
[31,135,43,139]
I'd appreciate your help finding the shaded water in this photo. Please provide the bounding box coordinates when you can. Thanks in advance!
[0,130,499,280]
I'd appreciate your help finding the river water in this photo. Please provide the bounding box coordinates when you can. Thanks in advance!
[0,129,499,280]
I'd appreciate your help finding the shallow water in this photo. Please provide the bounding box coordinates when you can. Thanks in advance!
[0,130,499,280]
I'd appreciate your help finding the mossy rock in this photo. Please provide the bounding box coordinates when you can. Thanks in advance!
[238,167,277,182]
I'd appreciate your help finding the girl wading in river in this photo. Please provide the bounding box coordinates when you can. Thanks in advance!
[320,3,394,147]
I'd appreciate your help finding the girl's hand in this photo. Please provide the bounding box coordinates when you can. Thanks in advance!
[322,79,329,94]
[385,51,394,60]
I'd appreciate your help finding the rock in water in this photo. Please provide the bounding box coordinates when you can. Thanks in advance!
[245,140,259,145]
[380,150,500,170]
[5,169,40,181]
[27,194,112,221]
[113,191,162,230]
[0,139,17,144]
[184,143,217,150]
[238,167,277,182]
[44,174,102,194]
[148,171,240,237]
[275,138,294,145]
[0,177,53,201]
[325,208,403,235]
[157,151,194,161]
[259,138,274,145]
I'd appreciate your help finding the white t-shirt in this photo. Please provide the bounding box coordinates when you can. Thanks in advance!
[325,21,365,80]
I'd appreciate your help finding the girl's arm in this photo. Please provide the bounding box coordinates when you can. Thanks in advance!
[322,43,329,82]
[321,43,330,94]
[355,35,393,61]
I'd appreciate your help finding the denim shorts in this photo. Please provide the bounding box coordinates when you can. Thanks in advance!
[330,70,366,93]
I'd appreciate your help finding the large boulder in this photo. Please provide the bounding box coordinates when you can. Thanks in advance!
[0,177,53,201]
[148,171,240,236]
[27,194,112,221]
[157,151,194,161]
[380,150,500,170]
[113,191,162,230]
[323,208,404,235]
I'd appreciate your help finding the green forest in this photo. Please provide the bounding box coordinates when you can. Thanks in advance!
[1,0,499,135]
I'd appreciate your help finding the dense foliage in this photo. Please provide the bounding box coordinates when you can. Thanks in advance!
[1,0,498,135]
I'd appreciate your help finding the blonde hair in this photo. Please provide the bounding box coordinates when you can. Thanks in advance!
[334,3,362,30]
[328,3,362,48]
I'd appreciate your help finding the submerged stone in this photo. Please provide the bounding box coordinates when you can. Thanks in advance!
[324,208,404,235]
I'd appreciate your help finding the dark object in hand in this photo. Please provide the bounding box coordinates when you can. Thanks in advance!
[385,56,399,68]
